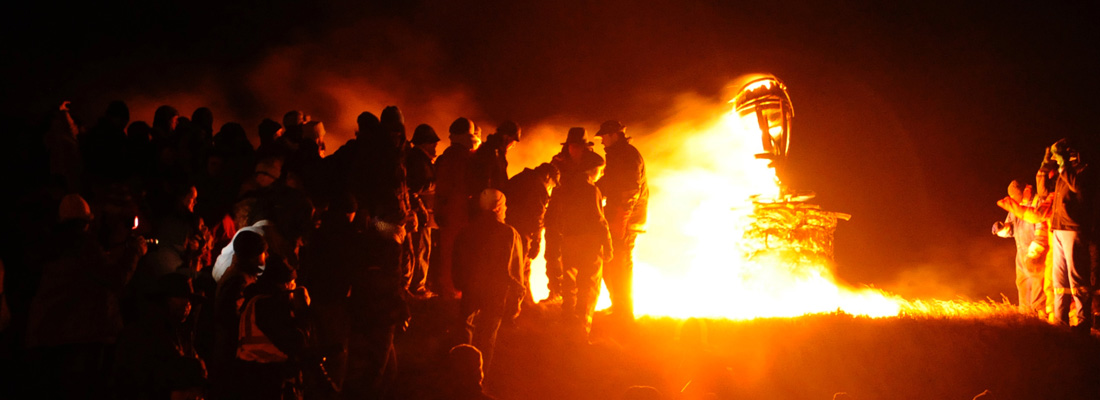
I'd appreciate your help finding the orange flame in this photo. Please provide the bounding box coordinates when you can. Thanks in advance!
[524,90,1017,320]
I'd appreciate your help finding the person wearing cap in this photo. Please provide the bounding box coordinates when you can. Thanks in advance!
[236,255,310,399]
[503,163,560,308]
[545,151,613,340]
[434,117,482,298]
[1043,138,1094,332]
[471,120,521,192]
[114,273,203,399]
[405,124,441,297]
[544,127,600,303]
[595,120,649,323]
[451,189,526,371]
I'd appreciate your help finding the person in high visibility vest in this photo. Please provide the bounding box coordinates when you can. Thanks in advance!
[236,256,310,400]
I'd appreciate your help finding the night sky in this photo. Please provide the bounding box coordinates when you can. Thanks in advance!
[3,0,1098,301]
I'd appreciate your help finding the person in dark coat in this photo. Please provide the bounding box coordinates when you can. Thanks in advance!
[114,273,203,400]
[546,152,613,341]
[595,120,648,323]
[445,344,496,400]
[543,127,598,303]
[503,163,559,307]
[433,117,481,298]
[405,124,440,297]
[471,121,520,192]
[452,189,526,370]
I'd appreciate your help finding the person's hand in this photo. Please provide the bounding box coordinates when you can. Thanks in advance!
[130,235,149,257]
[991,221,1005,236]
[996,196,1015,211]
[59,101,71,112]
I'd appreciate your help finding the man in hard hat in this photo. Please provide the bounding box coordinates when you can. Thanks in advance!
[546,151,613,341]
[543,127,599,304]
[595,120,649,323]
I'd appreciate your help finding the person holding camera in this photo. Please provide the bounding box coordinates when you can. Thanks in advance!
[1044,138,1094,333]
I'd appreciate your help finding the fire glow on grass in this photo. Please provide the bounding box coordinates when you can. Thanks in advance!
[524,90,1016,320]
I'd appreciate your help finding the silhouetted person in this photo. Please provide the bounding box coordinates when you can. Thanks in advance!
[406,124,440,297]
[43,101,83,193]
[236,256,310,400]
[546,151,612,341]
[344,217,411,400]
[503,163,559,307]
[256,118,287,161]
[452,189,525,370]
[81,100,129,184]
[211,230,266,398]
[114,273,202,399]
[433,117,481,298]
[281,110,306,151]
[1045,138,1094,332]
[544,127,598,303]
[26,194,146,398]
[595,120,648,323]
[446,344,496,400]
[471,121,520,192]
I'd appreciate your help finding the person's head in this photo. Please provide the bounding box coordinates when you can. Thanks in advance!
[411,124,441,158]
[127,121,152,142]
[233,230,267,275]
[496,120,521,149]
[155,273,199,322]
[254,157,283,187]
[283,110,304,129]
[105,100,130,128]
[356,111,380,139]
[1050,138,1077,168]
[534,162,560,192]
[191,107,213,134]
[381,106,406,147]
[449,117,478,151]
[563,127,593,159]
[303,121,327,157]
[595,120,627,148]
[59,193,93,225]
[153,105,180,133]
[478,189,507,221]
[257,256,297,291]
[579,151,606,183]
[621,386,662,400]
[1007,180,1023,203]
[258,118,282,145]
[177,185,198,213]
[448,344,484,388]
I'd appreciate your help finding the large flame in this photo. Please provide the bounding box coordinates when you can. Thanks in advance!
[522,92,1016,320]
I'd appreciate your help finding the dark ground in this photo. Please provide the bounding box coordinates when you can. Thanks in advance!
[395,298,1100,400]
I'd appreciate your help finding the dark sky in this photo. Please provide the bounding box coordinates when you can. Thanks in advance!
[4,0,1098,300]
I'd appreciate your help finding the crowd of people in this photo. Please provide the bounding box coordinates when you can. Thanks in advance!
[0,100,649,399]
[993,138,1097,334]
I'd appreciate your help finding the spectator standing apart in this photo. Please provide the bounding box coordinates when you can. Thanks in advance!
[1045,139,1094,332]
[546,152,613,341]
[503,163,559,308]
[433,117,481,299]
[452,189,526,371]
[595,120,649,323]
[543,127,598,303]
[406,124,440,297]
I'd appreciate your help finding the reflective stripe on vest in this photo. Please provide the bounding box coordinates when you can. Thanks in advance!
[237,295,288,363]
